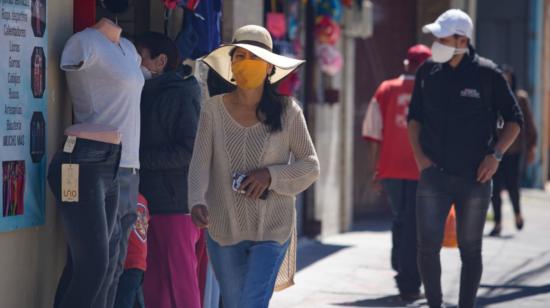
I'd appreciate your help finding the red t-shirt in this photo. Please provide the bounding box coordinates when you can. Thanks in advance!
[362,75,419,180]
[124,194,150,271]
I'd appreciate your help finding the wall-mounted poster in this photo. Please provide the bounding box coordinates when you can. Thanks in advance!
[0,0,47,232]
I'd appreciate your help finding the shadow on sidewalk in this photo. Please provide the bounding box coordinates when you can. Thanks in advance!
[477,284,550,307]
[297,241,349,271]
[333,295,451,307]
[333,295,407,307]
[478,254,550,306]
[352,214,392,233]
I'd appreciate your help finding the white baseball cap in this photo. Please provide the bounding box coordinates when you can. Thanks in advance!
[422,9,473,39]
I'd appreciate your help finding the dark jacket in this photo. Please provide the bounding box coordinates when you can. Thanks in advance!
[139,65,201,214]
[408,46,524,179]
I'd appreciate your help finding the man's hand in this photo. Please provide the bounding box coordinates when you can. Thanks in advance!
[240,168,272,200]
[477,155,499,183]
[191,205,209,228]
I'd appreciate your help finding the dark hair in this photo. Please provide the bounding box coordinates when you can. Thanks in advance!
[500,64,517,93]
[229,48,288,133]
[135,32,179,72]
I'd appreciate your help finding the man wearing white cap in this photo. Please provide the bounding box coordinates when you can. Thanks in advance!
[407,9,524,308]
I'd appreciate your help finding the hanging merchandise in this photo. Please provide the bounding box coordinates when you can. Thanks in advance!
[190,0,222,59]
[277,71,301,96]
[341,0,353,7]
[314,16,341,45]
[266,0,287,40]
[315,0,342,22]
[102,0,130,14]
[316,44,343,76]
[175,9,199,60]
[273,40,295,58]
[163,0,201,10]
[287,0,300,40]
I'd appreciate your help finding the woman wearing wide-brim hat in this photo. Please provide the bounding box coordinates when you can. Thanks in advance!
[188,25,320,308]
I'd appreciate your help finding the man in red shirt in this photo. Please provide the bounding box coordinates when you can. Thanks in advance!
[362,44,431,302]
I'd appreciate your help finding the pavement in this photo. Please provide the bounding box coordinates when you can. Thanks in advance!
[271,189,550,308]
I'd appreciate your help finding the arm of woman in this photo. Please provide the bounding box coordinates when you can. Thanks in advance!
[266,109,321,196]
[188,106,213,213]
[140,86,201,170]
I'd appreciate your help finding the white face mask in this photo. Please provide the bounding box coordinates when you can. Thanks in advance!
[430,41,469,63]
[140,66,153,80]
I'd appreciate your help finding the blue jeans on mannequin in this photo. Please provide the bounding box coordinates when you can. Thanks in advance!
[106,168,140,308]
[206,234,290,308]
[49,138,121,308]
[416,166,491,308]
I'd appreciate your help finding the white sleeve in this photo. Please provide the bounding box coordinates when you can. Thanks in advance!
[362,98,383,141]
[60,33,95,71]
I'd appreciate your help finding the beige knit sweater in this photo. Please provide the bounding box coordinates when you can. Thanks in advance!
[188,94,320,289]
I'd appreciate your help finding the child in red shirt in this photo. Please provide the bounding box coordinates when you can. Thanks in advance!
[115,194,150,308]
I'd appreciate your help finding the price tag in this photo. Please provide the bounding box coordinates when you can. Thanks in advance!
[63,136,77,153]
[61,164,79,202]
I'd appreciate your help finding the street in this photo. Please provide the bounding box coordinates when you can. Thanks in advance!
[272,189,550,308]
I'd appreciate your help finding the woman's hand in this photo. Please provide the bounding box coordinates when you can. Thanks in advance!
[191,205,209,228]
[240,168,272,200]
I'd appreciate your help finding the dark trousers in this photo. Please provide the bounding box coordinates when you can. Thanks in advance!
[114,269,145,308]
[381,179,422,294]
[492,153,521,224]
[416,167,491,308]
[106,168,140,308]
[48,138,121,308]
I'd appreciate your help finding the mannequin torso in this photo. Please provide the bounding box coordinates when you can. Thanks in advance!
[63,18,123,145]
[60,18,144,159]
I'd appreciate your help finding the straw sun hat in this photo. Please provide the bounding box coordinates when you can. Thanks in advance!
[201,25,305,84]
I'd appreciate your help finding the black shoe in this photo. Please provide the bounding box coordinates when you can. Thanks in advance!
[400,292,425,302]
[489,224,501,237]
[516,215,524,230]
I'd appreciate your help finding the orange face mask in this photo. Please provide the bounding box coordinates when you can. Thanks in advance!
[231,59,269,90]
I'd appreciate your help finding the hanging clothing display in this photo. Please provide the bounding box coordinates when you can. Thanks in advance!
[189,0,222,59]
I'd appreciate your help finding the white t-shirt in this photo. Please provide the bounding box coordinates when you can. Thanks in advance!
[60,28,144,168]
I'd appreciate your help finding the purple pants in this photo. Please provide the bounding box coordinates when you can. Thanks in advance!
[143,214,203,308]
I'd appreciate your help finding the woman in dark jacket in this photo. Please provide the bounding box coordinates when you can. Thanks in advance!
[134,32,203,308]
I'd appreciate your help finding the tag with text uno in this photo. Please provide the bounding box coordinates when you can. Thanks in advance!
[61,164,79,202]
[63,136,77,153]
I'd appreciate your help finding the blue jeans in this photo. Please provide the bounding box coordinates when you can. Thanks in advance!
[206,234,290,308]
[381,179,421,294]
[106,168,140,308]
[49,138,121,308]
[114,269,145,308]
[416,166,491,308]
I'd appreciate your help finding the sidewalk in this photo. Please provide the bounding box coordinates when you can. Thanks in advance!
[271,189,550,308]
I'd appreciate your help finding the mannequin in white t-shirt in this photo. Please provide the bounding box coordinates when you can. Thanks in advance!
[64,18,123,144]
[55,16,144,308]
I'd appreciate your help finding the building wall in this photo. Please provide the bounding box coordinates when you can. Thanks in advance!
[353,0,419,215]
[0,0,73,307]
[543,0,550,183]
